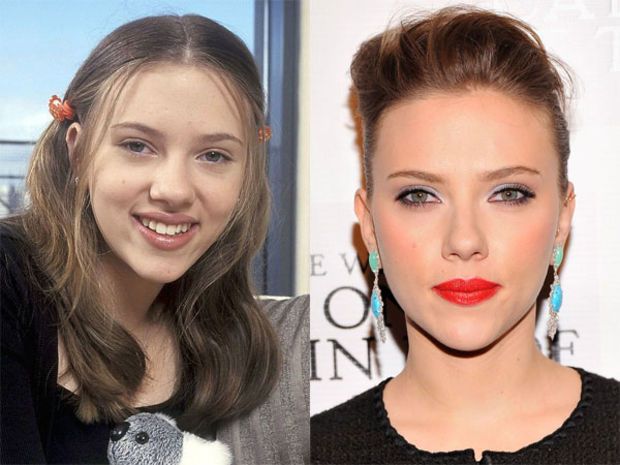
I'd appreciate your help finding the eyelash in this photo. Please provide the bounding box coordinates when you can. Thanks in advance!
[197,150,232,164]
[489,184,535,205]
[121,141,231,164]
[396,184,535,208]
[121,140,152,155]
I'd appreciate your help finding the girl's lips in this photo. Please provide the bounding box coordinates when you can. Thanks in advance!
[433,278,501,306]
[132,216,198,251]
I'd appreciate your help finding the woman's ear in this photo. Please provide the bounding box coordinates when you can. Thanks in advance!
[354,188,377,253]
[65,122,82,166]
[556,182,576,249]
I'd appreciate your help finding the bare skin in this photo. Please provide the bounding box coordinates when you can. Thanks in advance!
[383,306,581,460]
[355,89,579,460]
[58,257,179,407]
[57,64,245,408]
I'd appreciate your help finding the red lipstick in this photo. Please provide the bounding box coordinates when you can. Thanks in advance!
[433,278,500,306]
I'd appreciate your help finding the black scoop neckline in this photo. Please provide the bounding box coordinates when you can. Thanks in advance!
[374,367,592,461]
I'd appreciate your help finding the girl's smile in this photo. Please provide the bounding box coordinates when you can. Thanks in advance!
[81,63,245,285]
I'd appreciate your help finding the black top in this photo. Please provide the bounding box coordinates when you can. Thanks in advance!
[0,224,187,464]
[311,370,620,464]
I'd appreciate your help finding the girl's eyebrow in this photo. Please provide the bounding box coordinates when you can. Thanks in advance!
[110,121,243,146]
[387,166,541,183]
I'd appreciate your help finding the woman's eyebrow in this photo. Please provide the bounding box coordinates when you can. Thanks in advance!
[110,121,243,145]
[480,166,541,181]
[387,170,443,183]
[387,166,541,183]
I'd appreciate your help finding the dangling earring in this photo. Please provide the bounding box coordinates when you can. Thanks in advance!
[369,250,386,343]
[546,244,564,339]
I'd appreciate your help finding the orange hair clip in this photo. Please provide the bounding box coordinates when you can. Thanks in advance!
[258,126,272,143]
[49,95,75,122]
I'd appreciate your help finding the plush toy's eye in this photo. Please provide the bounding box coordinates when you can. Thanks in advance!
[135,431,150,444]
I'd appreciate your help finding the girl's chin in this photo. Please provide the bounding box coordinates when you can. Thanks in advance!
[135,267,187,285]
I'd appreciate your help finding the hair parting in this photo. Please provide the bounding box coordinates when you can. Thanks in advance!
[12,14,279,432]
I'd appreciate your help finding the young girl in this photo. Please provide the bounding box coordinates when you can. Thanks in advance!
[311,7,619,464]
[1,15,308,464]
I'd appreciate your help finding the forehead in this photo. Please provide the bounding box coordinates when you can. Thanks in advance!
[108,63,244,138]
[374,89,557,180]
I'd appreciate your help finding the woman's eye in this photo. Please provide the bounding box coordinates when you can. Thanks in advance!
[489,186,535,205]
[198,151,229,163]
[121,141,152,155]
[397,189,439,207]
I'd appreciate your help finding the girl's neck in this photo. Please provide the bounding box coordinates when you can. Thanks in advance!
[99,254,164,333]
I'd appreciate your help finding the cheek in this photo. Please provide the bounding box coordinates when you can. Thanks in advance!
[498,208,556,287]
[197,173,243,222]
[373,202,437,271]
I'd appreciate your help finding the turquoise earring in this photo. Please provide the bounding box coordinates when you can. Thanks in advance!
[546,244,564,339]
[369,250,386,343]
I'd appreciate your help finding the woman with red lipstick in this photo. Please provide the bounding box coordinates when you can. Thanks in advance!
[0,15,307,465]
[312,7,619,465]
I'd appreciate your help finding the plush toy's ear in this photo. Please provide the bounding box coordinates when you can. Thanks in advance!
[181,433,232,465]
[152,412,178,428]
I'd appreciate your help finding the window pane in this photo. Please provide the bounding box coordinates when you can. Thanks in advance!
[0,0,254,215]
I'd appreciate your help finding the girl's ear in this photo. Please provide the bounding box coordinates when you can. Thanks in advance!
[65,122,82,166]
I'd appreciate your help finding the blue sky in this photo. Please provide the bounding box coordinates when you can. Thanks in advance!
[0,0,255,141]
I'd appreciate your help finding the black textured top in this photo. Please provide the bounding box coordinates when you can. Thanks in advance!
[311,369,620,464]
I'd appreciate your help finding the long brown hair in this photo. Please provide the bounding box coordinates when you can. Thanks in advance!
[351,6,572,196]
[16,15,279,432]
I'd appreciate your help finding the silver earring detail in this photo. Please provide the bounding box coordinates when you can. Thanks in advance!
[74,176,79,185]
[546,244,564,339]
[369,250,386,343]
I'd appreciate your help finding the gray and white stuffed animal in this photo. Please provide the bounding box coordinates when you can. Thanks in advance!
[107,412,231,465]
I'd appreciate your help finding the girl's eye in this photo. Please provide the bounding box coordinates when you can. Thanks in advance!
[397,188,440,207]
[198,151,230,163]
[121,141,152,155]
[489,185,535,205]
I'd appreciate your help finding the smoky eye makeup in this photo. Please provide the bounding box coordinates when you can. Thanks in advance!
[488,183,536,205]
[395,186,442,208]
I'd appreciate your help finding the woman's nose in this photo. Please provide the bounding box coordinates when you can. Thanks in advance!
[149,158,196,208]
[442,205,488,261]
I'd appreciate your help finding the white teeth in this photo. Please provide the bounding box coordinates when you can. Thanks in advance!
[141,218,192,236]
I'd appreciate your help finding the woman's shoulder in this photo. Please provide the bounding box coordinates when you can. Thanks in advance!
[311,379,388,438]
[576,367,620,424]
[553,368,620,463]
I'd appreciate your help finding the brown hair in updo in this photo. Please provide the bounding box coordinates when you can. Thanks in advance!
[351,6,572,195]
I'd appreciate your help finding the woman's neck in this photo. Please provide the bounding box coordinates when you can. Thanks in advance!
[395,305,555,417]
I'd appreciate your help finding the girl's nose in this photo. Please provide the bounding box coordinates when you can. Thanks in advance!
[149,158,196,208]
